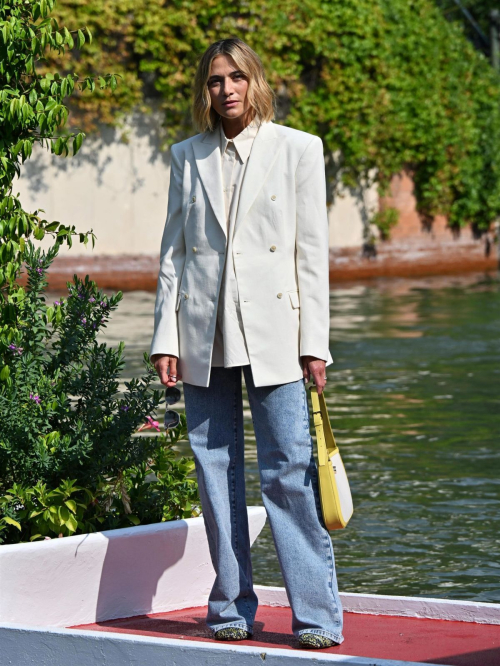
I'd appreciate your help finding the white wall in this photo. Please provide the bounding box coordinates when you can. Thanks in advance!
[17,116,374,256]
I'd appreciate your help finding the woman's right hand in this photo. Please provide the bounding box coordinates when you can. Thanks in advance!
[151,354,181,387]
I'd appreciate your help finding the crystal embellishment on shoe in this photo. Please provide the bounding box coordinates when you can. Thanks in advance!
[214,627,251,641]
[298,633,337,649]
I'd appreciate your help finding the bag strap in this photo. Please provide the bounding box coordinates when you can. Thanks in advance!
[310,386,339,467]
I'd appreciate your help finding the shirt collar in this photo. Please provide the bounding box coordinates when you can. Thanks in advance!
[219,119,260,163]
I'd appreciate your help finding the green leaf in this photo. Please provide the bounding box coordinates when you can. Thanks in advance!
[73,132,84,155]
[3,517,21,530]
[64,27,74,49]
[0,366,10,381]
[53,137,63,155]
[77,29,85,49]
[64,500,77,514]
[65,513,78,532]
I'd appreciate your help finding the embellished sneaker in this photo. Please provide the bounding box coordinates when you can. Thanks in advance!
[298,633,338,649]
[214,627,251,641]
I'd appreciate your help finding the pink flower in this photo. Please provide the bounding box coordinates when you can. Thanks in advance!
[137,416,160,432]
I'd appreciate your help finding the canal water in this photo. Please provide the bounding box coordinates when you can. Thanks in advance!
[95,271,500,603]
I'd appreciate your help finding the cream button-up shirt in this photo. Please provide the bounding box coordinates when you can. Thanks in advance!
[211,119,260,368]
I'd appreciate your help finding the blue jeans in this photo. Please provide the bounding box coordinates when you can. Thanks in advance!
[183,365,344,644]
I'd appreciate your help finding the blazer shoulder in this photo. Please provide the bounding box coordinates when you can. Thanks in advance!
[170,132,206,160]
[272,122,322,150]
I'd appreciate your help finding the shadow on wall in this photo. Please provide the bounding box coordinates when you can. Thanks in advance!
[22,111,172,195]
[95,520,190,622]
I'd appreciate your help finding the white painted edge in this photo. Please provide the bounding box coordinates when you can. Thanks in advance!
[255,585,500,625]
[0,506,267,627]
[0,622,445,666]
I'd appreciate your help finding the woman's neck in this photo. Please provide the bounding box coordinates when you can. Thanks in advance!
[220,110,257,139]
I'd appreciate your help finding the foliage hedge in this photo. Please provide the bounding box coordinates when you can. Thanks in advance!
[0,0,199,544]
[44,0,500,233]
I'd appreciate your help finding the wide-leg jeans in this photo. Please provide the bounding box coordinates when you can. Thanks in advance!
[183,364,344,643]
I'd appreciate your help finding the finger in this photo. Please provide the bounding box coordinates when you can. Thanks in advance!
[167,357,178,387]
[301,357,310,381]
[311,368,327,396]
[311,363,326,395]
[156,359,170,386]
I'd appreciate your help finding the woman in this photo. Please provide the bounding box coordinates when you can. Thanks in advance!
[150,37,343,649]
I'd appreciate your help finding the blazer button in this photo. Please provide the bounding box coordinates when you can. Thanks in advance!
[270,245,276,252]
[271,195,276,201]
[277,293,282,298]
[184,293,189,299]
[192,247,198,253]
[191,195,196,202]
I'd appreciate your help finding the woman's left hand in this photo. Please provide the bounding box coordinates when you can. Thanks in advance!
[301,355,327,396]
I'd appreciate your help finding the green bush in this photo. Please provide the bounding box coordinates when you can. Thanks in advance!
[0,0,200,545]
[44,0,500,234]
[0,243,199,544]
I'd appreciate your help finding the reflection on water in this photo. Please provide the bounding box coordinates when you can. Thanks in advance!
[90,271,500,602]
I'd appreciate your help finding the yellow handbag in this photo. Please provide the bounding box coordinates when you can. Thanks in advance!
[309,386,353,530]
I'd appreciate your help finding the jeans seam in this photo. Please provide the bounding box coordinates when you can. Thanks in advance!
[297,628,343,643]
[211,621,253,635]
[231,368,253,619]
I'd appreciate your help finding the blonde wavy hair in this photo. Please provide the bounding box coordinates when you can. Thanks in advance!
[192,38,275,133]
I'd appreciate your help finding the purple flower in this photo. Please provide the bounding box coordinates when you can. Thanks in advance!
[54,300,62,306]
[120,405,130,412]
[8,344,23,355]
[36,268,43,275]
[80,317,87,325]
[89,297,96,303]
[29,393,41,404]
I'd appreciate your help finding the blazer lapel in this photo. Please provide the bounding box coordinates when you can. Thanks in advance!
[233,120,286,240]
[192,128,226,238]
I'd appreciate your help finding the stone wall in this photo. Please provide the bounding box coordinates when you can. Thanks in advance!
[16,119,498,289]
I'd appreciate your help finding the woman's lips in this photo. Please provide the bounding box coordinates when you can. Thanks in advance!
[223,101,238,107]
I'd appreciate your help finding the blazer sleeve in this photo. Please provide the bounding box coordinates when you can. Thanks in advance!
[295,135,333,365]
[150,144,186,359]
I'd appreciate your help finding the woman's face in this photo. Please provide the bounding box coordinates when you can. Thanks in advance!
[207,54,250,120]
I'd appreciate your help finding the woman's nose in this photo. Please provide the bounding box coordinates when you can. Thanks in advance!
[222,77,235,95]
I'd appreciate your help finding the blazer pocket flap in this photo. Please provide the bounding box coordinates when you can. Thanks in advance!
[175,293,181,311]
[288,290,300,309]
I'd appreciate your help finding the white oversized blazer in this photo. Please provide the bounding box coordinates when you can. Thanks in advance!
[150,119,334,388]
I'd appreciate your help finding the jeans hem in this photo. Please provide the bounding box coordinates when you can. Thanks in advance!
[296,628,344,644]
[211,621,253,635]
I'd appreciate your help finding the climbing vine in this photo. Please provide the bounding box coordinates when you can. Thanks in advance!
[41,0,500,232]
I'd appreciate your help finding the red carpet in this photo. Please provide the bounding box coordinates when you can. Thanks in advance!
[72,605,500,665]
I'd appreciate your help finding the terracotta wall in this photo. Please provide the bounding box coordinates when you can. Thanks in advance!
[329,171,499,282]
